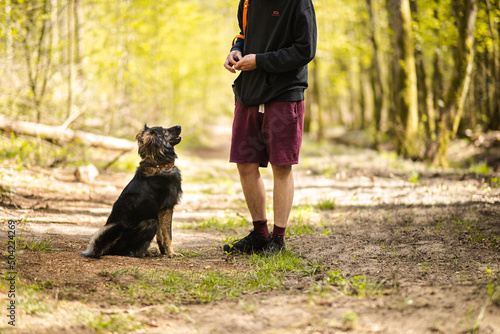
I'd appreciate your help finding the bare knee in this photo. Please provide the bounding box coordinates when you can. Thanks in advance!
[271,165,292,179]
[237,163,260,178]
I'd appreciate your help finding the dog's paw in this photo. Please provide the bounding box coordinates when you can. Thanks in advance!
[167,251,184,258]
[146,248,161,257]
[80,250,100,259]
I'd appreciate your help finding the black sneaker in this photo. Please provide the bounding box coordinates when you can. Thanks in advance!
[262,236,285,256]
[223,230,269,254]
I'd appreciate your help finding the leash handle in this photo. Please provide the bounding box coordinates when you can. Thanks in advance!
[232,0,249,46]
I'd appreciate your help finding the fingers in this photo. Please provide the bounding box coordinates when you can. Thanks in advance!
[224,59,236,73]
[230,50,242,63]
[224,51,242,73]
[234,54,256,71]
[224,52,257,72]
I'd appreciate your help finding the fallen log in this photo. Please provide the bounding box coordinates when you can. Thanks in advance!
[0,115,136,151]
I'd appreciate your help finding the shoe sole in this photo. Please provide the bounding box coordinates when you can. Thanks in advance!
[223,243,267,255]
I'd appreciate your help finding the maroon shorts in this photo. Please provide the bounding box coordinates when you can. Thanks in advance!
[230,100,305,167]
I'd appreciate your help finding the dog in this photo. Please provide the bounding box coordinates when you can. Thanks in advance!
[81,124,183,258]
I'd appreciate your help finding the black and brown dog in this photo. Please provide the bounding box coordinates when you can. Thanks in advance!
[81,125,182,258]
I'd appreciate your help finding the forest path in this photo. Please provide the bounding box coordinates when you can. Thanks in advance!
[1,138,500,333]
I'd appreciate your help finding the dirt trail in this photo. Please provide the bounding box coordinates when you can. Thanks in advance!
[1,141,500,333]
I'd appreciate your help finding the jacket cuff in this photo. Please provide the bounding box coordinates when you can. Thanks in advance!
[255,54,266,69]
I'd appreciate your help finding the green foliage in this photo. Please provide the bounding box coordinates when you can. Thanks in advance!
[0,133,100,168]
[468,161,490,175]
[0,0,498,164]
[0,0,236,143]
[409,170,420,184]
[492,177,500,188]
[0,133,37,163]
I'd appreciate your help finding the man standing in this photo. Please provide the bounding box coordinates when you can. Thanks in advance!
[223,0,317,255]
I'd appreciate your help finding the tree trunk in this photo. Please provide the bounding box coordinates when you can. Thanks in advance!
[410,1,431,143]
[386,0,419,158]
[304,91,312,134]
[485,0,500,129]
[386,0,404,142]
[0,116,136,151]
[67,0,75,119]
[21,0,51,123]
[74,0,84,79]
[5,0,13,65]
[366,0,385,149]
[425,0,443,160]
[310,58,324,142]
[434,0,478,166]
[401,0,419,158]
[359,70,367,130]
[51,0,59,66]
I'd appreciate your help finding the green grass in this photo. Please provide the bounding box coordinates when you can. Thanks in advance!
[287,205,316,235]
[488,274,500,306]
[14,237,54,252]
[184,216,248,232]
[79,312,144,333]
[0,280,56,316]
[97,251,313,305]
[341,310,358,330]
[309,270,387,298]
[452,219,500,245]
[314,197,336,210]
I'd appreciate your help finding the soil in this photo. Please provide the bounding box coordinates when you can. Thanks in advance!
[1,136,500,334]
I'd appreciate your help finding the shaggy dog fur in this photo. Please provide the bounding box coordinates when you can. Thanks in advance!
[81,125,182,258]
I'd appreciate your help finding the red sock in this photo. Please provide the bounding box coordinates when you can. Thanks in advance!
[252,220,269,239]
[272,225,286,242]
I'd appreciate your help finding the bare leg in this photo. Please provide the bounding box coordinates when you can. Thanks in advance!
[237,163,267,221]
[271,165,294,228]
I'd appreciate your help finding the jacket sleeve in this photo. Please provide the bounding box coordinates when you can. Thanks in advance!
[255,4,317,73]
[230,0,245,53]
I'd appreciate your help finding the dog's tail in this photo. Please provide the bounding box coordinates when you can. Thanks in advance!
[81,224,122,258]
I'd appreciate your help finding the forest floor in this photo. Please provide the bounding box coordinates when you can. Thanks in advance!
[1,132,500,334]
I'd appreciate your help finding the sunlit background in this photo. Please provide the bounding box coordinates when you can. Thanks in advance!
[0,0,498,167]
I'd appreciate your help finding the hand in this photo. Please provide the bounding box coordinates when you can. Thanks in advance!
[234,54,256,71]
[224,50,243,73]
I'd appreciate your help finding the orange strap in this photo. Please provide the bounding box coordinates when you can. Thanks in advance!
[232,0,249,46]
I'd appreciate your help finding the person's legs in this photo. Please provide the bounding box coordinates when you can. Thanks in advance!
[225,100,304,255]
[237,163,267,222]
[223,163,270,254]
[271,164,294,229]
[259,164,293,254]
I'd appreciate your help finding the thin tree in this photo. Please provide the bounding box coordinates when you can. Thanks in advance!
[434,0,478,166]
[386,0,419,158]
[366,0,385,149]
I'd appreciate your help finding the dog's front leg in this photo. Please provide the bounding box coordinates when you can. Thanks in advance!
[158,208,182,257]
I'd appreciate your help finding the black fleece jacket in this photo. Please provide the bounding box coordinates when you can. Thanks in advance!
[231,0,317,106]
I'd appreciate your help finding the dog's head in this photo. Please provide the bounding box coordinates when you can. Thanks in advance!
[136,125,182,163]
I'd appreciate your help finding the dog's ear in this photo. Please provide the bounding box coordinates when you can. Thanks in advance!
[135,124,148,143]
